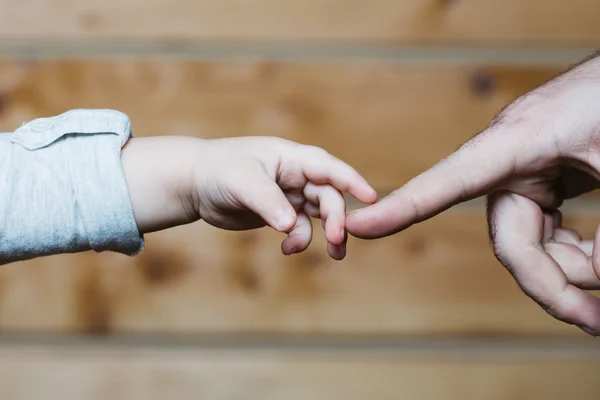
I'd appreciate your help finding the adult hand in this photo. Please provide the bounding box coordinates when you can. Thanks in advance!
[346,54,600,336]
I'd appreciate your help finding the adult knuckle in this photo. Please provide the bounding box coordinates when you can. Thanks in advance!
[489,91,547,130]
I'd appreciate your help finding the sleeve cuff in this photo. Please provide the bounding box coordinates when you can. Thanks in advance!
[10,109,144,257]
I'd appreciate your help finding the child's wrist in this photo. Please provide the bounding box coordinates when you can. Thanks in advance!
[121,136,203,234]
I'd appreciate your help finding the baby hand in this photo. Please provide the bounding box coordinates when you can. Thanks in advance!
[188,137,377,260]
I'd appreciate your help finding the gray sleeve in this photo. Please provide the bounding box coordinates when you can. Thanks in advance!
[0,109,145,265]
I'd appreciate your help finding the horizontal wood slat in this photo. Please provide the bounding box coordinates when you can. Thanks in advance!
[2,0,600,45]
[0,211,597,336]
[1,343,600,399]
[0,59,563,189]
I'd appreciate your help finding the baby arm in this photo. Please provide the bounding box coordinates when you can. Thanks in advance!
[0,109,376,265]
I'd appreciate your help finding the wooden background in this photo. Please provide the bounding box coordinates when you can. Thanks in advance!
[2,1,600,398]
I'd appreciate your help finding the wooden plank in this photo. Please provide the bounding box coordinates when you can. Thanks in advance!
[1,60,598,337]
[2,0,600,45]
[1,343,600,399]
[0,210,597,337]
[0,59,562,189]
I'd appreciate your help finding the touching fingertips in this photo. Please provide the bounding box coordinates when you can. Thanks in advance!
[365,187,378,203]
[352,185,378,204]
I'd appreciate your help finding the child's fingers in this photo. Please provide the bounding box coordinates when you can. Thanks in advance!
[304,202,321,218]
[304,183,348,260]
[281,212,313,255]
[296,147,378,204]
[239,168,297,232]
[285,188,307,212]
[303,183,346,246]
[328,236,347,261]
[322,218,348,260]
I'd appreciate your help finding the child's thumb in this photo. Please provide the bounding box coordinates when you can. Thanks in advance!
[239,173,297,232]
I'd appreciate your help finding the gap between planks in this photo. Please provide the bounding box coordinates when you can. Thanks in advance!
[0,43,596,65]
[0,334,599,359]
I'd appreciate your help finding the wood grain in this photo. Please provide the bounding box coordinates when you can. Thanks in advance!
[2,0,600,45]
[0,59,562,189]
[0,60,598,337]
[1,343,600,400]
[0,211,597,336]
